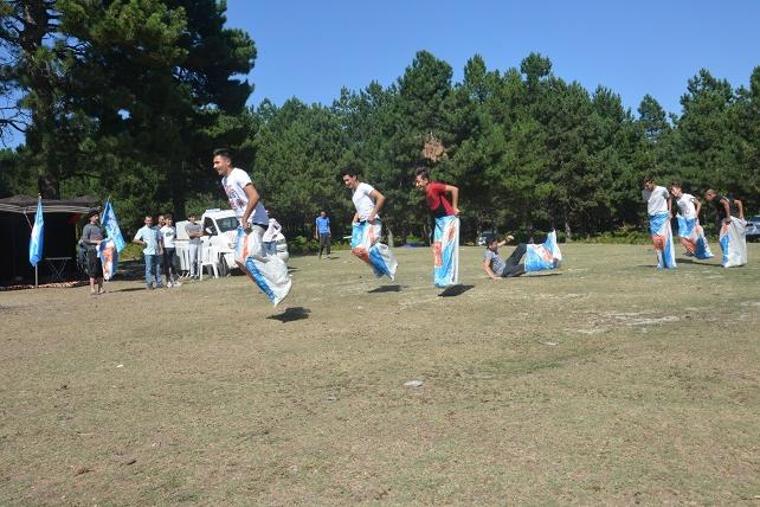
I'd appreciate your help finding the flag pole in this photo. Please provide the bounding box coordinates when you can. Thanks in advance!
[36,194,40,288]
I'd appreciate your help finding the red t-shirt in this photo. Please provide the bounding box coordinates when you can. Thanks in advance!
[425,182,455,217]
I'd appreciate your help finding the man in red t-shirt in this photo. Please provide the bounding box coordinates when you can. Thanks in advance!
[414,167,460,217]
[414,167,461,287]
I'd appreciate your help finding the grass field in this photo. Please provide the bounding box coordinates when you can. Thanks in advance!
[2,243,760,505]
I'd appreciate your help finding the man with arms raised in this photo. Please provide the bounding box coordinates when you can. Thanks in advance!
[705,189,747,267]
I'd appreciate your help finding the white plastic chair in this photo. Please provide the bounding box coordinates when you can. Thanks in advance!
[175,241,190,277]
[199,242,219,280]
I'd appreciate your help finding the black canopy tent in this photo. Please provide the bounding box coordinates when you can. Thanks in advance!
[0,195,98,284]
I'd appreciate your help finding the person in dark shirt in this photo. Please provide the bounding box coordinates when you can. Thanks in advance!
[705,189,745,233]
[82,208,104,295]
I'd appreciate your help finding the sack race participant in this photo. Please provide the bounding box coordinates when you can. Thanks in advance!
[341,166,398,280]
[414,167,461,288]
[432,215,459,287]
[524,230,563,272]
[705,189,747,268]
[234,224,292,304]
[213,148,291,306]
[350,220,397,279]
[719,217,748,268]
[676,216,713,260]
[669,183,712,259]
[483,232,561,279]
[642,176,676,269]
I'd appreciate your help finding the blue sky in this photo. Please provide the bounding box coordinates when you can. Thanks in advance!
[3,1,759,148]
[229,0,760,115]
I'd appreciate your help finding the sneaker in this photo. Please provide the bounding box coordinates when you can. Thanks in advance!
[167,281,173,288]
[155,284,164,289]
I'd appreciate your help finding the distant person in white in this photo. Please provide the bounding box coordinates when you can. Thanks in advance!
[184,212,203,279]
[642,180,670,216]
[262,214,283,257]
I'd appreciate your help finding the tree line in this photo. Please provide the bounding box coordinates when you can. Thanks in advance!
[2,2,758,242]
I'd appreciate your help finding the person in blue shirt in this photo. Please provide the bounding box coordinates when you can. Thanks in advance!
[314,210,332,259]
[133,215,164,289]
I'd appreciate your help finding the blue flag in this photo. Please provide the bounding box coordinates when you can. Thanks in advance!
[101,200,126,252]
[29,196,44,267]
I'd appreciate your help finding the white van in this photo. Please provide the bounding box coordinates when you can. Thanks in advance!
[175,209,288,277]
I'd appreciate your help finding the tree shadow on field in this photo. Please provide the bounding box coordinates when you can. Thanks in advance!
[367,284,402,293]
[116,287,148,293]
[438,284,474,297]
[268,306,310,323]
[526,272,563,277]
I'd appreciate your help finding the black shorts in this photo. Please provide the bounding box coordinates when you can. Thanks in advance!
[85,247,102,278]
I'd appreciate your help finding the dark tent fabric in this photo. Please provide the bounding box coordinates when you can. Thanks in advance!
[0,196,98,283]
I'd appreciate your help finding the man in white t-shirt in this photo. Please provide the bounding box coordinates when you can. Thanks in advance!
[669,182,713,259]
[340,166,398,280]
[642,179,670,216]
[213,148,291,306]
[642,176,676,269]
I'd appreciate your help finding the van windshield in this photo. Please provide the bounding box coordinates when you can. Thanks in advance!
[216,216,240,233]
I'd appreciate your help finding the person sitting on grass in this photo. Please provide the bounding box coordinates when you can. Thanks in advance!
[483,234,526,280]
[483,232,562,280]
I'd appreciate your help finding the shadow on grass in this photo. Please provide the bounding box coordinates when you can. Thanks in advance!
[116,287,148,293]
[113,259,149,281]
[525,271,563,277]
[268,306,310,323]
[368,284,402,293]
[438,284,474,297]
[677,258,722,267]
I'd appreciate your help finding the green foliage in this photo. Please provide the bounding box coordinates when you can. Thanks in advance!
[287,235,350,256]
[119,242,144,262]
[579,226,652,245]
[2,6,757,242]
